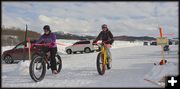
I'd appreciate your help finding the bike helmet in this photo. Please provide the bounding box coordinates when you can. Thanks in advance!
[101,24,107,28]
[43,25,50,30]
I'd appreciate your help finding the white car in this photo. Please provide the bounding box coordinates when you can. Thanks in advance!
[65,40,99,54]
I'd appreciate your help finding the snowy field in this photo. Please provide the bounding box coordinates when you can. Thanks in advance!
[1,40,179,88]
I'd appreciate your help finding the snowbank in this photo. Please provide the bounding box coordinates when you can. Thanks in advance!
[15,60,30,75]
[144,62,178,87]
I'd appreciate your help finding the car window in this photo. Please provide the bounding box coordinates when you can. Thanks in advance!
[80,41,90,44]
[78,41,84,44]
[15,44,24,49]
[84,41,90,44]
[73,42,79,45]
[73,41,90,45]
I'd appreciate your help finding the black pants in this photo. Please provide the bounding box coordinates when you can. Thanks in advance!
[44,47,57,71]
[50,47,57,71]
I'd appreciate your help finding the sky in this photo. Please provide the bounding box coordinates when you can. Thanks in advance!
[2,1,179,38]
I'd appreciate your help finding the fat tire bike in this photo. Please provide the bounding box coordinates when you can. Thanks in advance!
[29,44,62,82]
[94,42,112,75]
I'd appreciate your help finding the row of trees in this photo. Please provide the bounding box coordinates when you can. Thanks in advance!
[54,31,95,40]
[1,26,40,46]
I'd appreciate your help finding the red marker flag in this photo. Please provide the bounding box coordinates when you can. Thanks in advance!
[159,26,163,37]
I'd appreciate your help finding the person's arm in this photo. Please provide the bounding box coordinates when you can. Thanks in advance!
[93,31,102,43]
[109,31,113,39]
[108,31,114,44]
[35,35,44,44]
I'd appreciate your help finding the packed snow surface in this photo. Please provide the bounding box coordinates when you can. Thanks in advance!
[1,39,178,88]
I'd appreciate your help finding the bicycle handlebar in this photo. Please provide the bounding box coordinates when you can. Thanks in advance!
[31,42,57,50]
[93,40,112,48]
[92,40,111,45]
[32,43,51,46]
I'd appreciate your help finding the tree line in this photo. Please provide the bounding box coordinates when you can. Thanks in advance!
[1,26,40,46]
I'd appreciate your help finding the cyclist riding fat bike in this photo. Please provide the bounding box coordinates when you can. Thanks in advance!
[35,25,58,74]
[93,24,114,59]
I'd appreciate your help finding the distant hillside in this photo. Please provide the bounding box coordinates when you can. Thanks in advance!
[114,35,156,41]
[54,31,95,40]
[1,27,40,46]
[55,31,156,41]
[2,27,156,46]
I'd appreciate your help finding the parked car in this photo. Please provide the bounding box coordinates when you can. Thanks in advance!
[150,42,157,45]
[65,40,99,54]
[2,40,40,64]
[143,42,149,46]
[163,45,170,51]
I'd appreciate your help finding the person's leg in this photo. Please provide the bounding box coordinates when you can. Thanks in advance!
[106,47,112,60]
[105,46,112,69]
[50,47,57,73]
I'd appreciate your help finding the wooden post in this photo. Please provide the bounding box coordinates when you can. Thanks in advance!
[23,24,28,62]
[27,38,31,60]
[159,26,165,65]
[161,45,165,64]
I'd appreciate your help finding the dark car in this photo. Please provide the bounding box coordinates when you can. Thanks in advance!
[143,42,149,46]
[150,42,157,45]
[163,45,170,51]
[2,40,40,64]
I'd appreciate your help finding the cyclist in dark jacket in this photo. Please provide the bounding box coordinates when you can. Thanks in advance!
[93,24,114,63]
[36,25,58,74]
[93,24,114,44]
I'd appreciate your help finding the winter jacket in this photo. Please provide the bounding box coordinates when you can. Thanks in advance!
[94,30,114,44]
[36,33,57,48]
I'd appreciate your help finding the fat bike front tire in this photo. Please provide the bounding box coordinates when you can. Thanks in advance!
[96,52,106,75]
[29,56,46,82]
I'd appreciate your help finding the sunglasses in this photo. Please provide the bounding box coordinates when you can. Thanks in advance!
[102,27,107,29]
[44,29,49,32]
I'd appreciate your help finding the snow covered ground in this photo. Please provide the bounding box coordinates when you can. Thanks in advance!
[1,40,178,88]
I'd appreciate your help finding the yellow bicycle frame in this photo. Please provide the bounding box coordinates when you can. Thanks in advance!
[101,45,108,65]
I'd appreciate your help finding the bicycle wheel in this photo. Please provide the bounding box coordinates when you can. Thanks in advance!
[55,55,62,73]
[96,52,106,75]
[29,56,46,82]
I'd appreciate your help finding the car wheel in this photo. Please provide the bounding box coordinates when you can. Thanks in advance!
[4,55,14,64]
[66,49,72,54]
[84,47,91,53]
